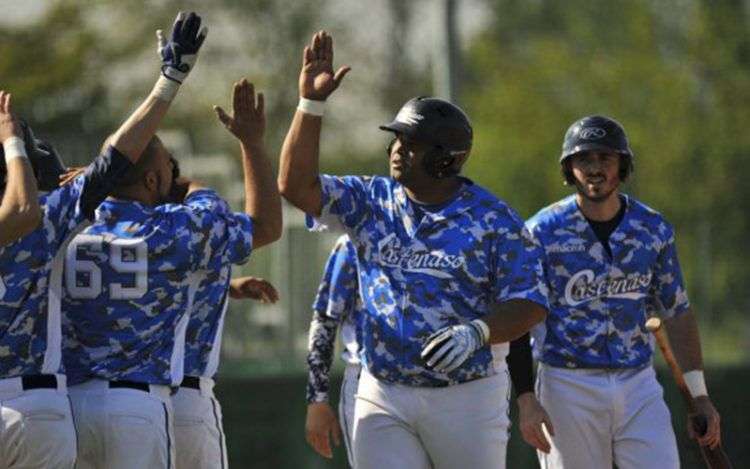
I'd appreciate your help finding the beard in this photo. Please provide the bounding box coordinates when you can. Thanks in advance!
[574,174,620,203]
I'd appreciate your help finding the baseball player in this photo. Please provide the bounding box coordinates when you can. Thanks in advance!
[520,115,722,468]
[304,234,363,465]
[278,31,549,469]
[0,92,41,246]
[59,12,247,469]
[0,7,197,462]
[172,79,282,469]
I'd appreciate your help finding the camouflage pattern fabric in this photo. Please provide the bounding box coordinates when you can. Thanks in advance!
[309,175,548,387]
[526,194,690,369]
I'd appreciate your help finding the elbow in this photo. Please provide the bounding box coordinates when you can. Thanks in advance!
[277,175,293,201]
[532,303,548,326]
[252,220,283,250]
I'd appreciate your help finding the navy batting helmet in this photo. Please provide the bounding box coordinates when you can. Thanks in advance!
[0,120,66,192]
[380,97,473,179]
[560,115,633,183]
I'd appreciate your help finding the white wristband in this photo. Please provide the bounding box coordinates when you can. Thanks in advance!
[683,370,708,397]
[470,318,491,345]
[297,97,326,116]
[151,75,181,102]
[3,137,28,163]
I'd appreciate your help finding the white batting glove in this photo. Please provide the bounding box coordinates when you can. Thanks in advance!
[421,320,488,374]
[157,11,208,84]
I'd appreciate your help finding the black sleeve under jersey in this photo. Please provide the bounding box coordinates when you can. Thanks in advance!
[506,332,534,396]
[79,145,133,220]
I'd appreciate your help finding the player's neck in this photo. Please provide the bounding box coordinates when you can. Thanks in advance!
[576,190,622,222]
[404,177,463,205]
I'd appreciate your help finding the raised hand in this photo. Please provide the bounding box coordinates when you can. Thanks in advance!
[229,276,279,303]
[157,11,208,84]
[214,79,265,147]
[0,91,22,144]
[299,31,351,101]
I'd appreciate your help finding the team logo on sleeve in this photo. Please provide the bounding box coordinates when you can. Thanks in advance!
[564,269,652,306]
[377,234,464,279]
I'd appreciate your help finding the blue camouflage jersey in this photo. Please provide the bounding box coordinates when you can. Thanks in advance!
[313,235,362,366]
[182,195,234,378]
[0,147,132,378]
[309,175,548,387]
[306,235,363,402]
[526,194,690,369]
[62,189,252,386]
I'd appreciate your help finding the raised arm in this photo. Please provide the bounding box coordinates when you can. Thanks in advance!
[214,80,282,249]
[110,11,207,163]
[0,91,41,245]
[277,31,350,216]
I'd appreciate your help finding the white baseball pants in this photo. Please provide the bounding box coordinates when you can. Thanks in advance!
[0,374,76,469]
[338,364,361,467]
[173,377,228,469]
[353,370,509,469]
[69,379,175,469]
[536,363,679,469]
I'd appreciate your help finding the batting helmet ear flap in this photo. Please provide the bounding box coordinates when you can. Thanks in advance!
[423,146,460,179]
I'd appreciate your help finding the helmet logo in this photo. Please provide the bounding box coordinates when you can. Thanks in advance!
[395,107,424,126]
[579,127,606,139]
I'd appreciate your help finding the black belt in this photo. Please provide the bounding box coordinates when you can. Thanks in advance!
[21,374,58,390]
[180,376,201,390]
[109,380,151,392]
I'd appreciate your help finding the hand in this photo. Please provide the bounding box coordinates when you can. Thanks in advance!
[214,79,265,147]
[229,276,279,303]
[689,396,721,449]
[0,91,22,144]
[517,392,555,453]
[305,402,342,459]
[299,31,351,101]
[420,322,484,373]
[157,11,208,83]
[58,166,86,187]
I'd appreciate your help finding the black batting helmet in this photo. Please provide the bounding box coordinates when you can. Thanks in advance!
[560,115,633,183]
[380,97,473,179]
[0,120,66,192]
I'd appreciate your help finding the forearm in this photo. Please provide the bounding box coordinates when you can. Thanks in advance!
[240,141,282,249]
[306,310,338,403]
[110,87,172,163]
[507,332,535,397]
[664,308,704,372]
[484,299,547,344]
[0,149,41,245]
[277,110,323,215]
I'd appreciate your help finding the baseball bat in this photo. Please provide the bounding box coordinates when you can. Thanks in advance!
[645,317,733,469]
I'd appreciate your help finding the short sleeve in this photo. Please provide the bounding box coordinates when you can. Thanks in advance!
[492,220,549,309]
[309,175,371,233]
[648,225,690,319]
[174,190,254,269]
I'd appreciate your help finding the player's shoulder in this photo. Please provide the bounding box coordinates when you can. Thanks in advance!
[622,194,675,238]
[526,194,578,233]
[462,179,524,225]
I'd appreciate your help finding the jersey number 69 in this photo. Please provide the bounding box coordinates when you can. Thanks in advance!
[65,234,148,300]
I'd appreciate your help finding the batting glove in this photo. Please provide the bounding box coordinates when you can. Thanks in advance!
[157,11,207,84]
[421,319,489,374]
